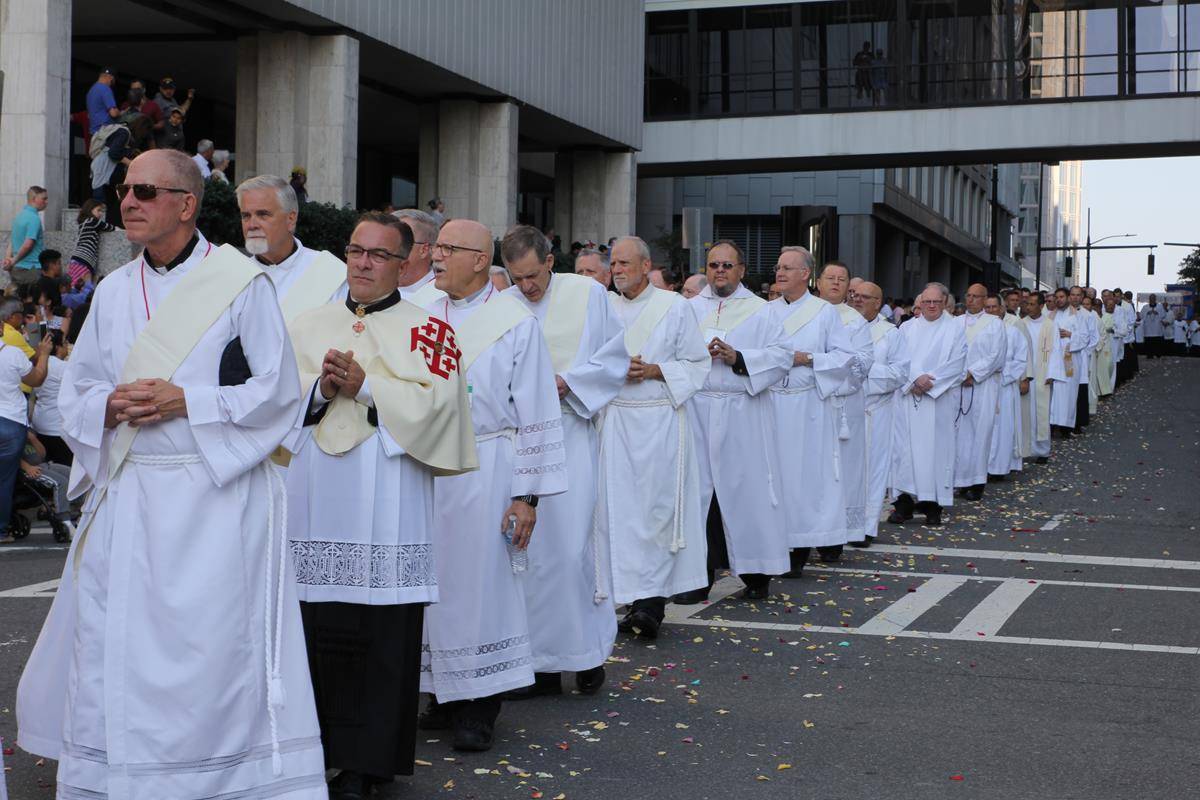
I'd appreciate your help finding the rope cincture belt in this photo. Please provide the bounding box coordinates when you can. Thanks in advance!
[123,454,289,776]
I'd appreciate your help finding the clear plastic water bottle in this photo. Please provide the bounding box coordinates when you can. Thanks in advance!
[503,515,527,574]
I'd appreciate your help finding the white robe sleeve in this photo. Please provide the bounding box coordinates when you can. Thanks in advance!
[867,327,910,396]
[925,326,968,399]
[736,313,792,396]
[843,318,875,391]
[509,317,568,499]
[560,285,629,419]
[810,310,860,399]
[59,279,118,494]
[183,275,303,487]
[658,302,711,409]
[966,320,1005,382]
[1002,327,1027,385]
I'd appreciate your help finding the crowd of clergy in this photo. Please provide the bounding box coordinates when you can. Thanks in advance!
[12,150,1168,800]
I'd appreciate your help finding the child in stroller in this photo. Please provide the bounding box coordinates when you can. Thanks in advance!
[5,430,73,543]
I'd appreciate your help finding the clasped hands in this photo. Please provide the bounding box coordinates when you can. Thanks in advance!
[105,378,187,429]
[707,337,737,365]
[626,356,663,383]
[910,373,935,395]
[319,348,365,401]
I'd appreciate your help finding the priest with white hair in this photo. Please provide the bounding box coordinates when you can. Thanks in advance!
[676,240,791,603]
[1048,288,1086,437]
[850,280,909,544]
[501,224,627,699]
[953,283,1006,501]
[392,207,444,304]
[598,235,710,639]
[888,283,968,526]
[765,247,859,572]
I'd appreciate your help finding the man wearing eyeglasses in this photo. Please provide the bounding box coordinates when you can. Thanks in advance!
[499,225,627,699]
[392,208,443,305]
[888,283,968,527]
[18,149,328,800]
[285,211,477,798]
[236,174,346,325]
[418,218,566,753]
[765,247,860,573]
[676,240,791,604]
[952,283,1006,502]
[813,261,874,560]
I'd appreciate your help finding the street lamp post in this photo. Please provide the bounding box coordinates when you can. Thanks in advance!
[1085,207,1135,287]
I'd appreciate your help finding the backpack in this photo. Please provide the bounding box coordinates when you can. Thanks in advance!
[88,123,128,159]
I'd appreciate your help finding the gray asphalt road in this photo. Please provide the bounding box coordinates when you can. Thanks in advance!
[2,356,1198,800]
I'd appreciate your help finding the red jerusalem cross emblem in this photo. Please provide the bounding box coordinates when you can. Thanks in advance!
[410,317,462,379]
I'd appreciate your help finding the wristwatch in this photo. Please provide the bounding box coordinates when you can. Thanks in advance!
[513,494,538,508]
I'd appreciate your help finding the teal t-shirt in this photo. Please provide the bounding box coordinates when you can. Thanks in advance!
[11,205,44,271]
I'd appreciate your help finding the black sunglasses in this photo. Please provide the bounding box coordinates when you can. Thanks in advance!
[115,183,191,202]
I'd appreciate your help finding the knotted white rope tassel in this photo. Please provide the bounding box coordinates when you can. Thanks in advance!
[261,462,288,777]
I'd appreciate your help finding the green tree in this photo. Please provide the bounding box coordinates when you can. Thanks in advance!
[1177,248,1200,288]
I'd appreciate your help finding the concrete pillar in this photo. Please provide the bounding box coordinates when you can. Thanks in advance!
[436,100,479,221]
[877,227,905,298]
[601,151,636,243]
[553,152,573,245]
[0,0,71,232]
[417,105,439,212]
[930,251,952,290]
[836,214,875,279]
[636,177,674,263]
[251,32,358,206]
[570,151,605,245]
[476,101,518,238]
[234,36,259,183]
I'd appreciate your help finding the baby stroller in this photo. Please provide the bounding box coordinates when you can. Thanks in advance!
[7,469,73,543]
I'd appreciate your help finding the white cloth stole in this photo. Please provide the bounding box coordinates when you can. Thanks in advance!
[699,293,765,333]
[782,294,828,336]
[623,287,676,355]
[454,294,532,372]
[278,250,346,324]
[542,272,594,374]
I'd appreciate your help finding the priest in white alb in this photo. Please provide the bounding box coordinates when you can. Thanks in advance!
[17,150,326,799]
[236,174,346,324]
[1048,288,1086,437]
[1096,294,1119,398]
[813,261,873,559]
[393,208,444,305]
[500,224,627,698]
[419,219,566,752]
[888,283,968,527]
[1003,288,1035,459]
[953,283,1006,501]
[1068,286,1099,432]
[286,213,477,799]
[850,280,909,544]
[764,247,858,572]
[676,241,791,603]
[597,236,709,640]
[1021,291,1056,463]
[986,293,1028,479]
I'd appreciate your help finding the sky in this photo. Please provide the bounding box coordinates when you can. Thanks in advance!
[1081,156,1199,298]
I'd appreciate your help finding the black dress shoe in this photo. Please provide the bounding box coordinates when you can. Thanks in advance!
[740,583,769,601]
[627,609,660,639]
[329,770,375,800]
[924,507,943,526]
[418,698,452,730]
[887,509,911,525]
[1035,456,1049,464]
[617,611,635,633]
[963,486,984,501]
[503,673,562,701]
[453,718,494,752]
[849,539,871,548]
[671,588,709,605]
[575,665,606,695]
[783,548,809,578]
[817,545,842,563]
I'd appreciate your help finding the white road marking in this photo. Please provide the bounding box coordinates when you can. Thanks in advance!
[0,579,60,598]
[949,579,1041,637]
[865,543,1200,571]
[855,575,968,634]
[1040,513,1067,531]
[812,565,1200,593]
[667,576,744,621]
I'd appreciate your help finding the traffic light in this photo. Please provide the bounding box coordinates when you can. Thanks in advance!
[1148,253,1155,275]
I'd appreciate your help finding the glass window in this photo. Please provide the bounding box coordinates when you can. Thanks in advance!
[646,11,690,118]
[1133,0,1183,93]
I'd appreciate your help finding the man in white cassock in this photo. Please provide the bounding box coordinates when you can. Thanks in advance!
[418,219,566,752]
[393,208,444,305]
[986,294,1028,479]
[1048,288,1087,437]
[888,283,968,527]
[1075,290,1101,425]
[1140,293,1168,358]
[237,174,347,321]
[1117,289,1139,380]
[675,240,791,604]
[1095,294,1118,397]
[286,213,477,799]
[813,261,874,560]
[598,236,709,639]
[953,283,1005,501]
[1022,291,1057,463]
[1003,289,1035,460]
[850,281,909,544]
[17,150,327,799]
[500,225,627,697]
[764,247,859,572]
